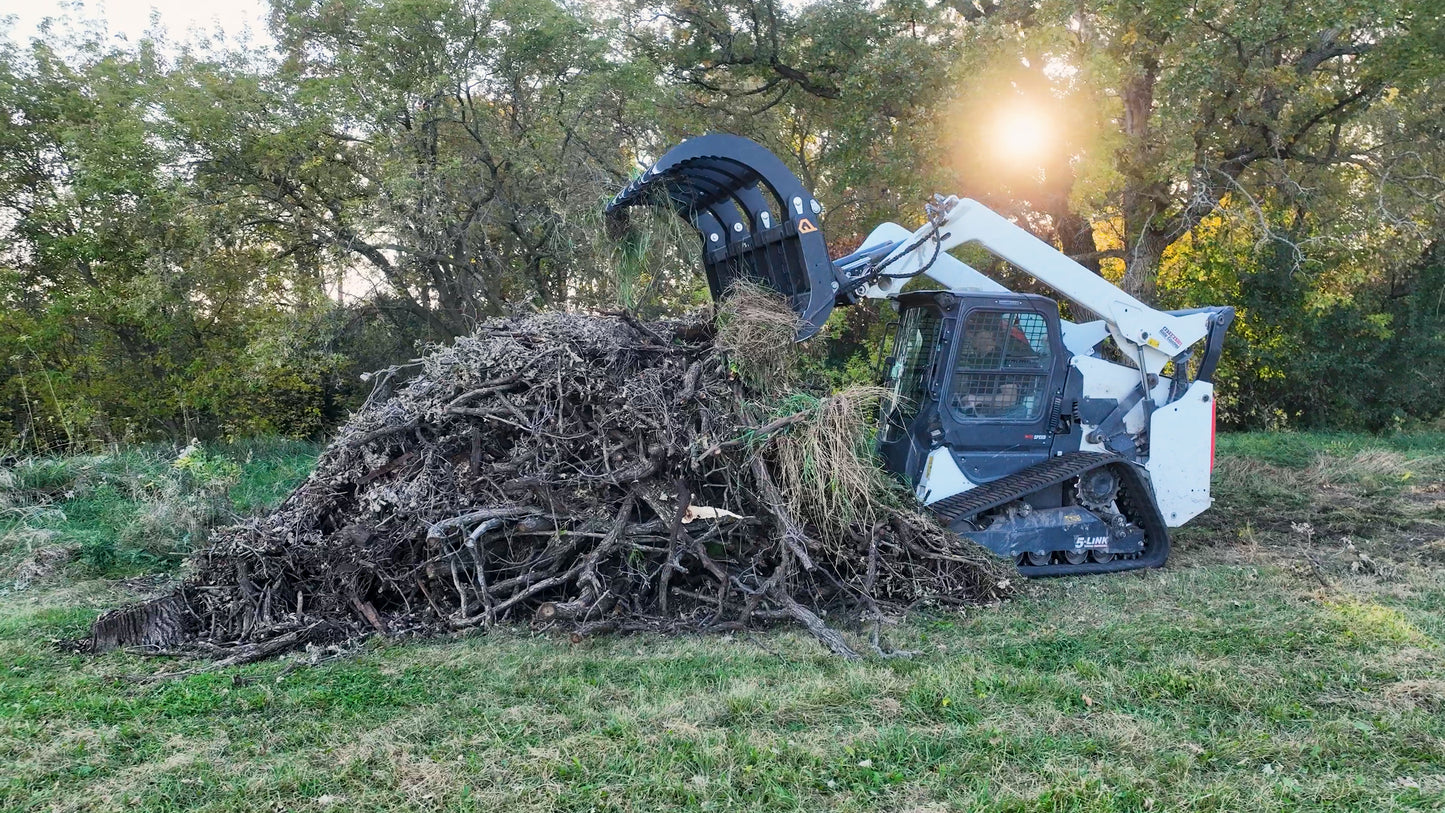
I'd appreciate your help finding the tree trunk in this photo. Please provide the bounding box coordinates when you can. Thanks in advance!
[1121,226,1171,304]
[1051,206,1102,275]
[1117,46,1166,302]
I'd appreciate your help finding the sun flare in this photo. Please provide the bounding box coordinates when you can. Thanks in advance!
[991,103,1053,167]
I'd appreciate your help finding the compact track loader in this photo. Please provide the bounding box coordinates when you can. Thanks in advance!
[606,134,1234,576]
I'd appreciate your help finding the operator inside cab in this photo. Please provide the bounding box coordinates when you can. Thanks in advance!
[952,311,1052,421]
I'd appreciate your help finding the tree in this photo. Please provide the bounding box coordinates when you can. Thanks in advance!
[2,0,1441,443]
[624,0,966,240]
[185,0,666,340]
[0,29,348,447]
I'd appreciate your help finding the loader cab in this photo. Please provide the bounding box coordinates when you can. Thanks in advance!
[878,291,1069,495]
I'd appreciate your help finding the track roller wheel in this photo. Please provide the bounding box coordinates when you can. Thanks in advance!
[1062,550,1088,565]
[1025,550,1053,567]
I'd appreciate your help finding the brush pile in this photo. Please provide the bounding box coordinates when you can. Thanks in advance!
[88,307,1009,663]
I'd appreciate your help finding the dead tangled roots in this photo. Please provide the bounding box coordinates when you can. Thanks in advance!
[88,313,1010,664]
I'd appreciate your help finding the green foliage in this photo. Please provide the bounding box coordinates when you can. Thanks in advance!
[627,0,965,241]
[0,31,358,450]
[230,0,670,333]
[798,304,897,391]
[1218,430,1445,468]
[0,439,320,577]
[1158,216,1445,430]
[171,441,242,490]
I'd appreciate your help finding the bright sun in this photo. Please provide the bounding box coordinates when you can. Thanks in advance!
[991,103,1053,167]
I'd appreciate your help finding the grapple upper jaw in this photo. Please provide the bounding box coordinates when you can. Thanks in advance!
[605,134,840,340]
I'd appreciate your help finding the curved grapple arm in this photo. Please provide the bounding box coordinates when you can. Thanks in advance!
[605,134,844,340]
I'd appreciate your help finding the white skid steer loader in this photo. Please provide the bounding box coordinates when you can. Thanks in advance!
[607,134,1234,576]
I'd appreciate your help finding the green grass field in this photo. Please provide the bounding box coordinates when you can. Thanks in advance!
[1,434,1442,812]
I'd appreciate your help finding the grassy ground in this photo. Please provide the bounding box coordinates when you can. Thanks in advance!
[1,434,1442,812]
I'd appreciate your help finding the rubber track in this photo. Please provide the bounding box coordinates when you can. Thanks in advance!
[928,452,1119,525]
[926,451,1171,577]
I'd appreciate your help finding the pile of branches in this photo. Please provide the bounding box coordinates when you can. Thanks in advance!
[88,311,1009,663]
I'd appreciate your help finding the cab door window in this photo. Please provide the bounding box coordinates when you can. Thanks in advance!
[951,311,1052,421]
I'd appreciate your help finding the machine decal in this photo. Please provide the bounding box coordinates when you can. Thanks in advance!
[797,218,818,234]
[1160,326,1183,348]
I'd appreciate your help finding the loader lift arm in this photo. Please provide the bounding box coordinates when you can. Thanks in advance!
[844,195,1226,377]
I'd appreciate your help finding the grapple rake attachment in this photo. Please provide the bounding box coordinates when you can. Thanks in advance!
[606,134,843,339]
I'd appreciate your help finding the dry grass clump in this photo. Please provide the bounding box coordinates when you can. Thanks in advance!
[716,290,913,546]
[1383,678,1445,711]
[1307,450,1429,489]
[0,449,238,574]
[1215,449,1432,492]
[8,538,70,590]
[767,387,900,548]
[0,472,16,520]
[715,279,805,389]
[1204,444,1444,573]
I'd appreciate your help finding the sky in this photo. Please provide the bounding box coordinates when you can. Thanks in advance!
[0,0,272,46]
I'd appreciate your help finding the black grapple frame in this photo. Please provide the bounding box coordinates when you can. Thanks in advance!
[605,134,845,339]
